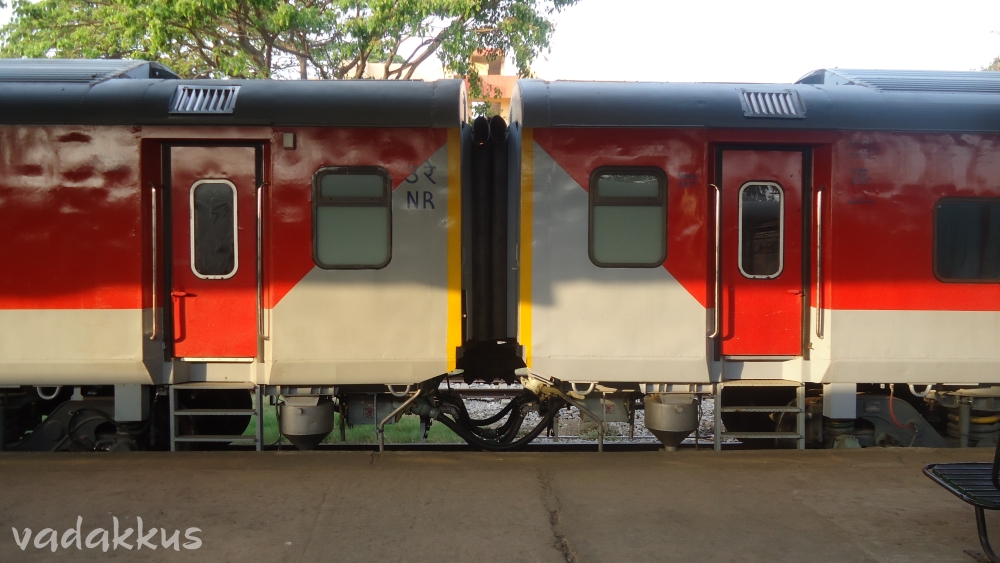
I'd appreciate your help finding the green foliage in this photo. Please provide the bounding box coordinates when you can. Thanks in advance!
[247,405,462,446]
[0,0,578,95]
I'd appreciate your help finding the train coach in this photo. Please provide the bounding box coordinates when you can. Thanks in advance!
[0,59,471,451]
[0,60,998,452]
[507,69,1000,449]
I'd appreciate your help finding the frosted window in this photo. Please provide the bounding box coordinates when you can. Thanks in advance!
[592,207,665,264]
[315,207,389,267]
[313,168,391,269]
[320,174,384,199]
[596,176,660,198]
[589,169,667,267]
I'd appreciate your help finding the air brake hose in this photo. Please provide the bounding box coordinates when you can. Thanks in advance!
[439,390,526,427]
[435,402,561,452]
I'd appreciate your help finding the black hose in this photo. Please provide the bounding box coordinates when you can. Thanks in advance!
[435,401,562,452]
[469,398,519,426]
[436,394,510,439]
[497,409,526,445]
[438,390,528,426]
[436,392,529,442]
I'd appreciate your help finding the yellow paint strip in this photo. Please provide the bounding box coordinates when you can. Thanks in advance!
[518,129,534,368]
[446,128,462,371]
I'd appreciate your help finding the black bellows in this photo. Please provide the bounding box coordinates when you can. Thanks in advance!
[470,114,509,342]
[459,115,523,383]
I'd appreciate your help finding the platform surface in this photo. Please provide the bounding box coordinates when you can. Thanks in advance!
[0,447,995,562]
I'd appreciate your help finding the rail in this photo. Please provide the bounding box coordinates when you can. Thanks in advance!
[150,183,158,341]
[708,184,722,338]
[815,185,824,339]
[257,183,268,340]
[377,390,423,453]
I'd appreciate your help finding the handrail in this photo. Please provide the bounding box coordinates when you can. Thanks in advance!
[708,184,722,338]
[150,183,158,341]
[815,185,824,339]
[257,183,268,340]
[378,390,422,452]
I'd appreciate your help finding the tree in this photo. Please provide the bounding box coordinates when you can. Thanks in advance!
[0,0,578,96]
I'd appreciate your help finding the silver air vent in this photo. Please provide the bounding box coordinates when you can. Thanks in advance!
[739,90,805,119]
[170,85,240,114]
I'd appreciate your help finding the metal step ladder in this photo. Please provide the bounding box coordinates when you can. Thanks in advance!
[714,380,805,450]
[169,382,263,451]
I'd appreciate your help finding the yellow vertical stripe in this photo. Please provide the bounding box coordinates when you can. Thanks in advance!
[518,129,534,368]
[446,128,462,371]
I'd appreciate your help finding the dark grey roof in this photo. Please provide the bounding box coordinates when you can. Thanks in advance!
[796,68,1000,93]
[0,58,178,83]
[0,77,468,127]
[511,76,1000,133]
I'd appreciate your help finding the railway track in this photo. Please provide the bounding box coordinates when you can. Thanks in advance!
[226,439,752,452]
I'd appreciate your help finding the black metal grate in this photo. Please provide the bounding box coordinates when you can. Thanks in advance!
[925,463,1000,509]
[170,85,240,114]
[739,90,804,119]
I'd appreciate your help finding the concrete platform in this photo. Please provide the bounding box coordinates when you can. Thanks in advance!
[0,447,995,562]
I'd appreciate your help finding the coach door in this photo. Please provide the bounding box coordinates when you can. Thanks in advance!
[718,150,804,357]
[169,146,259,359]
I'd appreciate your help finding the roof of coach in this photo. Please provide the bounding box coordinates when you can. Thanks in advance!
[797,68,1000,93]
[511,70,1000,133]
[0,58,179,82]
[0,59,467,128]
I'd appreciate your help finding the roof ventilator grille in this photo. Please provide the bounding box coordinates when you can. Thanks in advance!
[739,90,805,119]
[170,85,240,114]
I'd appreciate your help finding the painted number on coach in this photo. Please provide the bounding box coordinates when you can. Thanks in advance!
[406,191,436,209]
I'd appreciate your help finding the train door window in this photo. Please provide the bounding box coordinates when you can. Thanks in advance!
[589,167,667,267]
[738,182,784,279]
[191,180,238,279]
[313,167,391,269]
[935,198,1000,281]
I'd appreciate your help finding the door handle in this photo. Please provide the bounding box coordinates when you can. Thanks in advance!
[787,290,803,295]
[170,291,194,341]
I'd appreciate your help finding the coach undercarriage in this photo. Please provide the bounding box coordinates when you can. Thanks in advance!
[4,377,1000,453]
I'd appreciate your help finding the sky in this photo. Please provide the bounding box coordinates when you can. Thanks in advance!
[532,0,1000,83]
[1,1,1000,84]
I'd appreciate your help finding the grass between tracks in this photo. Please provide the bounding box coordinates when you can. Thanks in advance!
[243,402,463,446]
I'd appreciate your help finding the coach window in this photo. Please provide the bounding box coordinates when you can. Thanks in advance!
[191,180,238,279]
[313,167,391,269]
[935,198,1000,281]
[738,182,784,279]
[589,168,667,267]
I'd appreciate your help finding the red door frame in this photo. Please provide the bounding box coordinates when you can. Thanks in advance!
[713,146,812,359]
[164,143,263,359]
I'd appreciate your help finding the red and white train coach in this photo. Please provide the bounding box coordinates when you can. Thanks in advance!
[1,60,998,452]
[508,69,1000,448]
[0,59,468,450]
